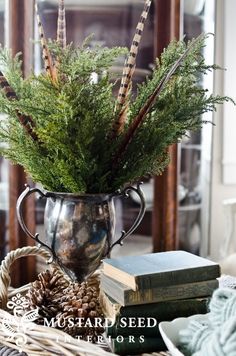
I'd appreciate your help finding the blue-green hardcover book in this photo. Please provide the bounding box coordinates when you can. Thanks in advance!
[102,250,220,291]
[101,274,218,306]
[100,291,210,337]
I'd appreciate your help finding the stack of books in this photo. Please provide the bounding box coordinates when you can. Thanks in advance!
[100,250,220,355]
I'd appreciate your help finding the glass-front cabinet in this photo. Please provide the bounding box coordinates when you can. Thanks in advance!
[36,0,154,82]
[178,0,215,256]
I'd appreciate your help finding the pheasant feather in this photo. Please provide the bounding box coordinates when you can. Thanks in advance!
[35,3,57,82]
[112,38,200,168]
[110,0,152,139]
[57,0,66,49]
[0,71,38,141]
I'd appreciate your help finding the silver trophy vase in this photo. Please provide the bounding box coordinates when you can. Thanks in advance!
[16,184,146,282]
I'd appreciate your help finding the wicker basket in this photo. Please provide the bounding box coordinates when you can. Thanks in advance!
[0,246,116,356]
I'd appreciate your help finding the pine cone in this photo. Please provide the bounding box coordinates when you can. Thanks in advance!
[26,269,69,321]
[25,270,104,341]
[56,282,105,340]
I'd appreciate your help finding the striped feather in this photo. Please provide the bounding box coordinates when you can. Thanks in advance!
[57,0,66,48]
[112,38,199,168]
[35,3,57,81]
[112,80,132,137]
[0,73,17,100]
[0,71,38,141]
[110,0,152,139]
[117,0,152,106]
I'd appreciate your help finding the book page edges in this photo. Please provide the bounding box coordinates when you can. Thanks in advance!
[102,262,137,290]
[99,290,121,320]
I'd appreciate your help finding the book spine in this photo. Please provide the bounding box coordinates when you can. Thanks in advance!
[105,298,209,337]
[119,297,209,318]
[100,289,210,320]
[101,277,218,306]
[109,336,166,355]
[125,279,218,306]
[136,265,220,290]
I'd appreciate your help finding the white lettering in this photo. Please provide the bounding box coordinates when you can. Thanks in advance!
[104,317,115,327]
[67,317,75,328]
[106,335,112,343]
[146,318,157,327]
[86,335,93,343]
[65,335,72,343]
[129,335,135,343]
[76,318,85,327]
[139,335,145,343]
[137,317,146,327]
[44,318,56,328]
[94,317,103,328]
[116,335,124,343]
[97,335,104,344]
[84,318,93,327]
[128,317,136,327]
[119,317,127,328]
[57,317,66,328]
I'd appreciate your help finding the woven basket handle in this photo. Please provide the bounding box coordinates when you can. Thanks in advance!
[0,246,54,310]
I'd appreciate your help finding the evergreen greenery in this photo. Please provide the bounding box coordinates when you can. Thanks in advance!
[0,34,232,193]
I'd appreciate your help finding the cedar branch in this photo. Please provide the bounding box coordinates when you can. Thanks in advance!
[0,71,38,141]
[111,36,202,169]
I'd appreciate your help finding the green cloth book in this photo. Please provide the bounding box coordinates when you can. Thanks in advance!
[100,290,210,337]
[104,335,166,355]
[100,274,218,306]
[102,250,220,291]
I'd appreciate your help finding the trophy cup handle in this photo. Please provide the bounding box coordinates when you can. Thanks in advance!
[16,185,55,263]
[108,182,146,253]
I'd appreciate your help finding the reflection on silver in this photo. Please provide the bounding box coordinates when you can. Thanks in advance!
[17,184,146,282]
[44,193,114,282]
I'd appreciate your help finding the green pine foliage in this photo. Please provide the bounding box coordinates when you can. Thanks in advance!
[0,35,232,193]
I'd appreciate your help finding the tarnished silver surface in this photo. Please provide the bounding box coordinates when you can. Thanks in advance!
[44,192,115,281]
[16,184,146,282]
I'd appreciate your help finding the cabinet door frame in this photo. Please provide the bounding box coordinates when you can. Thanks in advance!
[8,0,36,287]
[152,0,181,252]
